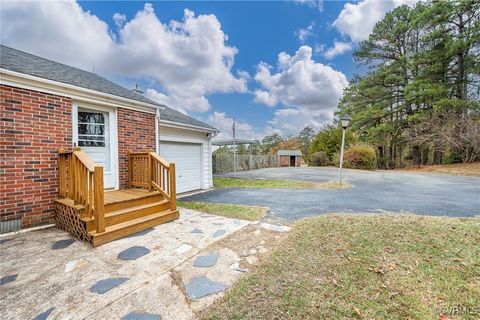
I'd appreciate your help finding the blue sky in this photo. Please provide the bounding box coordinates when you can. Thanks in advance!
[1,0,415,139]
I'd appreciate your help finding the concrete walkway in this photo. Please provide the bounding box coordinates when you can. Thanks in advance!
[183,167,480,220]
[0,209,288,320]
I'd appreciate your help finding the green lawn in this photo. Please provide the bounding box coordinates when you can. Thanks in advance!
[214,177,349,189]
[177,201,268,221]
[202,215,480,319]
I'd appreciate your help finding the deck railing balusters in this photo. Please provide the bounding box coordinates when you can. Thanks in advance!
[58,148,105,233]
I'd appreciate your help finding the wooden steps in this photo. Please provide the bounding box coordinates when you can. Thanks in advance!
[80,189,179,246]
[90,209,179,246]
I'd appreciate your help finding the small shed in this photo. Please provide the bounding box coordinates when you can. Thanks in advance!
[277,150,305,167]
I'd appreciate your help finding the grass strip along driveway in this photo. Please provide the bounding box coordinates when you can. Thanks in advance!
[202,215,480,319]
[214,177,350,189]
[177,201,268,221]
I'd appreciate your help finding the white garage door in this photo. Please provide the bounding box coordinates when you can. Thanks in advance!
[159,142,202,193]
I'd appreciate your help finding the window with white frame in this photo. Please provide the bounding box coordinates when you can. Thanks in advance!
[77,111,106,147]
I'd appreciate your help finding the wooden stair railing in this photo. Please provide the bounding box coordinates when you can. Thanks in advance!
[58,147,105,233]
[128,151,176,211]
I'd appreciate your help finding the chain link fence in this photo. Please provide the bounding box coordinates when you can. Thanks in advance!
[213,153,278,173]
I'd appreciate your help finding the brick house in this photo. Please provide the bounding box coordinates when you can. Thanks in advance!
[0,45,218,235]
[277,150,305,167]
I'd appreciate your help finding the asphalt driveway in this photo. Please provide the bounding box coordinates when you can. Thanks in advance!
[181,167,480,221]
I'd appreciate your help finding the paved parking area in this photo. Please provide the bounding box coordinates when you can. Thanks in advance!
[182,167,480,220]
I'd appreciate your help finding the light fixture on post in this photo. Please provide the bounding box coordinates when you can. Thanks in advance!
[338,114,351,185]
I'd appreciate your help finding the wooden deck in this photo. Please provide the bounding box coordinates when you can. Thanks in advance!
[55,148,178,246]
[104,189,160,206]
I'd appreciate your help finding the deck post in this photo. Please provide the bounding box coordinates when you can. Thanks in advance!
[169,163,176,211]
[94,166,105,233]
[58,148,66,198]
[147,151,153,192]
[128,150,132,188]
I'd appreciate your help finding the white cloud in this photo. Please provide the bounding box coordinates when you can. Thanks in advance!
[0,0,113,70]
[207,111,282,141]
[333,0,419,42]
[294,21,315,43]
[269,107,333,134]
[323,41,353,59]
[0,1,246,112]
[113,13,126,28]
[253,46,348,134]
[293,0,324,12]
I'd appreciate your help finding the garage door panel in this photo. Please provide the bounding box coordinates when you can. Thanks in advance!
[159,142,202,193]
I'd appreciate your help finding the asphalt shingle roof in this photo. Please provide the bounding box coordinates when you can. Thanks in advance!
[0,45,217,131]
[277,150,303,156]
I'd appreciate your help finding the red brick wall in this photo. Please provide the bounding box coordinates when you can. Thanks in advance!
[1,85,72,228]
[117,108,155,188]
[279,155,305,167]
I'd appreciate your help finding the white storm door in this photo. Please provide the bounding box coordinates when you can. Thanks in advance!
[76,108,115,189]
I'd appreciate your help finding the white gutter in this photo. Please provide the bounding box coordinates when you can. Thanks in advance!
[155,107,161,153]
[159,119,218,133]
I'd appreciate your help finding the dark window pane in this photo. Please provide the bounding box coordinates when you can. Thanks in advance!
[78,124,105,135]
[78,112,105,124]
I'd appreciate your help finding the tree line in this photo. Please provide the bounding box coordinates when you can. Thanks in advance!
[337,0,479,168]
[215,1,479,170]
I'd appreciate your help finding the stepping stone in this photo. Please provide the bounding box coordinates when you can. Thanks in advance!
[212,229,226,238]
[212,222,224,226]
[32,307,54,320]
[193,252,219,267]
[0,274,18,286]
[52,239,75,250]
[118,246,150,261]
[246,256,258,265]
[233,220,241,225]
[175,243,193,254]
[124,228,154,238]
[185,276,227,300]
[190,228,203,234]
[259,223,291,233]
[0,238,12,244]
[122,311,162,320]
[90,277,128,294]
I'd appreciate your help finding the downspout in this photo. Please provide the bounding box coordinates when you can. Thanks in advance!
[208,130,219,189]
[155,107,161,154]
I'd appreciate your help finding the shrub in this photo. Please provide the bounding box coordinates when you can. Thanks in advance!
[310,151,330,166]
[340,144,377,170]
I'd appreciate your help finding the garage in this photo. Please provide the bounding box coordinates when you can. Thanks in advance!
[159,141,203,193]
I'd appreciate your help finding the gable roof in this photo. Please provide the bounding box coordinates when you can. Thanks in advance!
[0,45,217,132]
[277,150,303,156]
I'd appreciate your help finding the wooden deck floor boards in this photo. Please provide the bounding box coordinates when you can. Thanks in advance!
[104,189,160,206]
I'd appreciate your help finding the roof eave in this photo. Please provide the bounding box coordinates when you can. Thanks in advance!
[159,119,218,133]
[0,68,159,113]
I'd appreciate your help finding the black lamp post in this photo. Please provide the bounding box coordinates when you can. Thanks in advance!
[338,115,351,184]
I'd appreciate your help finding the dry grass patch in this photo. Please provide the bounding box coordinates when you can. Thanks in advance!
[203,214,480,319]
[214,177,352,189]
[178,201,268,221]
[397,162,480,177]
